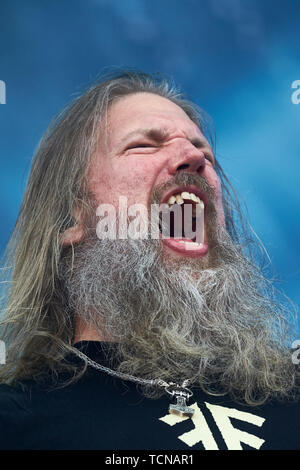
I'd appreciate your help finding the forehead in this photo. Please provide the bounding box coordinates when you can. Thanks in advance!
[104,92,208,147]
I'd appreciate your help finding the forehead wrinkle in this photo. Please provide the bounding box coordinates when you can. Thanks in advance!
[118,125,208,147]
[118,127,169,146]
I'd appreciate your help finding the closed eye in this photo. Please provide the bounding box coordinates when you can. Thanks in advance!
[126,142,155,150]
[205,155,215,165]
[191,140,215,165]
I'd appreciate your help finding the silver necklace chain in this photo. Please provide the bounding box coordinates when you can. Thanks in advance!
[72,348,195,417]
[73,347,191,389]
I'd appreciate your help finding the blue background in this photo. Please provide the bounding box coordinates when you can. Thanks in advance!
[0,0,299,329]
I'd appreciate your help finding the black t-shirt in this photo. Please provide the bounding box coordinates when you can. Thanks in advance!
[0,341,299,450]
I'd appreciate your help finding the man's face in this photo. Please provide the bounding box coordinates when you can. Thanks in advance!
[63,92,292,396]
[88,92,224,259]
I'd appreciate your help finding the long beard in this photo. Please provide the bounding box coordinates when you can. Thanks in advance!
[61,221,297,405]
[61,170,297,405]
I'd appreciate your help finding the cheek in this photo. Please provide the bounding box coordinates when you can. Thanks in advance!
[113,160,160,200]
[89,159,157,208]
[88,167,114,203]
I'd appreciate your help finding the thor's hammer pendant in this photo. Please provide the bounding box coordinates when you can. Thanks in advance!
[169,394,194,418]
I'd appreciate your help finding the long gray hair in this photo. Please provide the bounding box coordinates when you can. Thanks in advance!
[0,70,295,400]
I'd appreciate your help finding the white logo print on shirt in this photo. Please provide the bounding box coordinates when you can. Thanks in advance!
[159,402,265,450]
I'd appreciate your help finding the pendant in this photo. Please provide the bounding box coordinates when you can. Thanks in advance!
[168,390,194,418]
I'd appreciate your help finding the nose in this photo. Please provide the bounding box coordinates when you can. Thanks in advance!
[168,145,206,175]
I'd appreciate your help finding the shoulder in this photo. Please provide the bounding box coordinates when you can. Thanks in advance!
[0,380,40,424]
[0,382,40,450]
[0,382,34,422]
[0,382,30,405]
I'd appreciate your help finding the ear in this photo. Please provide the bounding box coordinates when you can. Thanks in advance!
[60,208,85,246]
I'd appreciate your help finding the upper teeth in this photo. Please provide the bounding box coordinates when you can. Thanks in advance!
[167,192,204,208]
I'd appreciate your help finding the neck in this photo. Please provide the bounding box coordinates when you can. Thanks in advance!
[73,316,104,343]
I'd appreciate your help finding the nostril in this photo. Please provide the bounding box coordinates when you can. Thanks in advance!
[177,164,190,171]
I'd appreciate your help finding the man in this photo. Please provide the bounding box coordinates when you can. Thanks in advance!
[0,70,299,450]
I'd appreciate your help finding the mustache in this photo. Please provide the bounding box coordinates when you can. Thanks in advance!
[151,172,216,206]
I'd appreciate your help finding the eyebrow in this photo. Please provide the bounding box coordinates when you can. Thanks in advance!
[119,127,210,149]
[119,128,168,146]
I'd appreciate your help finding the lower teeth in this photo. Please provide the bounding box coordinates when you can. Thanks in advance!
[178,240,203,247]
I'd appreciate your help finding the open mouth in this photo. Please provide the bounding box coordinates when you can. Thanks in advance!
[158,185,209,257]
